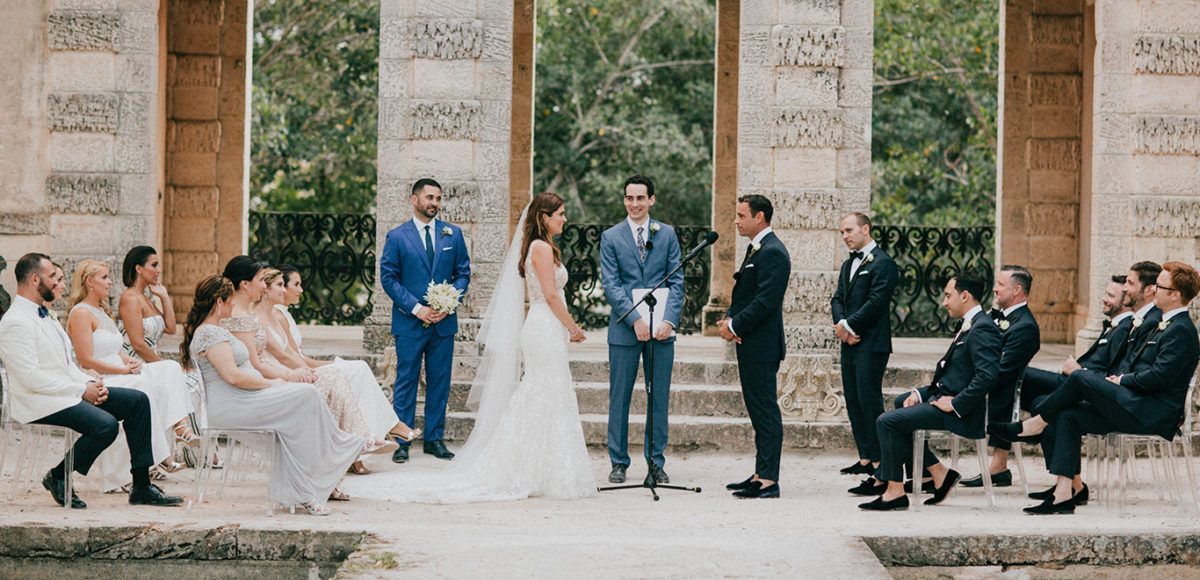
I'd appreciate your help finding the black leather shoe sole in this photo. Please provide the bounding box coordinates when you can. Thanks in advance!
[733,483,779,499]
[1023,497,1075,515]
[129,493,184,506]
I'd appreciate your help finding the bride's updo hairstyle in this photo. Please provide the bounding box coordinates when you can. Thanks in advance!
[180,275,234,370]
[518,192,564,278]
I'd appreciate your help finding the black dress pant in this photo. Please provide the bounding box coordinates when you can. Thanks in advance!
[987,382,1018,451]
[31,387,153,477]
[738,360,782,482]
[840,349,889,463]
[1021,367,1066,411]
[875,391,948,483]
[1035,371,1147,477]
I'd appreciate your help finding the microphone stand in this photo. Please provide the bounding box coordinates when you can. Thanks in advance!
[597,245,707,501]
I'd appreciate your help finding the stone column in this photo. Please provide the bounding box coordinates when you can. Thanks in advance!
[365,1,517,357]
[0,0,161,302]
[1089,0,1200,332]
[737,0,873,421]
[704,0,741,335]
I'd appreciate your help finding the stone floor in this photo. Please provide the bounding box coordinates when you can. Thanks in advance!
[2,450,1197,578]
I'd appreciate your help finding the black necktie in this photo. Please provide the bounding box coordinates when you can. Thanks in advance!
[849,250,864,262]
[37,305,49,318]
[424,224,435,264]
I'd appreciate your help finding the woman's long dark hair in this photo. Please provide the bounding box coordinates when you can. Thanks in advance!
[180,275,234,370]
[122,245,157,287]
[222,255,265,293]
[518,192,564,278]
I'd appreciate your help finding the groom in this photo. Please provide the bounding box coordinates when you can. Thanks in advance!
[601,175,684,485]
[380,178,472,463]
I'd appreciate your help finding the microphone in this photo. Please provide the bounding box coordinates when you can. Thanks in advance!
[683,231,719,262]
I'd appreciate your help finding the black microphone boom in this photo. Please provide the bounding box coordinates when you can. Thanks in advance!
[683,231,719,262]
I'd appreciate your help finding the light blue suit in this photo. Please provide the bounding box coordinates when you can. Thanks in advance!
[380,219,471,443]
[600,219,684,469]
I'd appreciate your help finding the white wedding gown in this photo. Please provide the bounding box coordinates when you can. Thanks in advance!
[342,257,597,503]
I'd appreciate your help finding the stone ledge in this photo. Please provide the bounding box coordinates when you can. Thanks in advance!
[865,534,1200,567]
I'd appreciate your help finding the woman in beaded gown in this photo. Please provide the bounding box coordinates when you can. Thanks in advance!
[182,275,365,515]
[344,193,597,504]
[65,260,193,492]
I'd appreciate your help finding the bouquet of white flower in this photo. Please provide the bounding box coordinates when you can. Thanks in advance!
[423,282,463,327]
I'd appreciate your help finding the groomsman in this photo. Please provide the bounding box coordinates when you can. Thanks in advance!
[860,270,1002,511]
[991,262,1200,514]
[962,265,1039,488]
[1019,275,1133,412]
[830,212,898,485]
[720,195,791,499]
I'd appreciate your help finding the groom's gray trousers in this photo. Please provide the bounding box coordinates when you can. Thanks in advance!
[608,340,674,469]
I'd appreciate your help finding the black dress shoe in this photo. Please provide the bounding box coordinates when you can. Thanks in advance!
[987,421,1043,444]
[726,475,756,491]
[858,494,909,511]
[42,471,86,509]
[1028,484,1056,500]
[848,478,888,496]
[961,469,1012,488]
[903,478,936,494]
[129,483,184,506]
[733,482,779,499]
[1030,483,1089,505]
[647,465,670,484]
[1073,483,1090,505]
[392,445,409,464]
[1023,495,1075,515]
[923,469,961,505]
[424,440,455,460]
[839,461,872,475]
[608,464,627,484]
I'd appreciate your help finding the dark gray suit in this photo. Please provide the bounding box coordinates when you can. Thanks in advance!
[1021,313,1134,411]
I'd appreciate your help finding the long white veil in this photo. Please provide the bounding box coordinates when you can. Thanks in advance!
[456,205,529,462]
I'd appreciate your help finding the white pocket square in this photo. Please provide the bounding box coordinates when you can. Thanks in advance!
[1099,339,1109,345]
[442,247,452,251]
[744,264,755,269]
[954,341,965,346]
[858,270,870,276]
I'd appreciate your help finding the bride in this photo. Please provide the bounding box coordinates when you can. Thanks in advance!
[344,192,598,503]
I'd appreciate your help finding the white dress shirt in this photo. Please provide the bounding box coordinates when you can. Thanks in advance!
[627,215,651,247]
[838,239,878,336]
[1162,306,1190,322]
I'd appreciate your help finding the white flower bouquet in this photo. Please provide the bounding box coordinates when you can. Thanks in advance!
[423,282,463,327]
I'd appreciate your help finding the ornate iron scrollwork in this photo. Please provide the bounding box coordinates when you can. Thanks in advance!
[248,212,376,325]
[873,225,995,337]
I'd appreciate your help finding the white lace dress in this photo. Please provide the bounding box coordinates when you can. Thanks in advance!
[73,304,193,491]
[121,312,206,426]
[342,258,596,503]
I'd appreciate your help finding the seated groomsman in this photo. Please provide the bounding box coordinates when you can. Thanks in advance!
[963,266,1039,489]
[991,261,1200,514]
[859,270,1003,511]
[831,212,899,486]
[1019,274,1134,412]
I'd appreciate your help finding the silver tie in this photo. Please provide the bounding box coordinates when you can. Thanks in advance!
[636,227,647,262]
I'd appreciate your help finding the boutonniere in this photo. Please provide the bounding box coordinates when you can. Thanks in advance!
[961,320,972,333]
[1132,317,1143,328]
[649,223,661,234]
[750,241,762,253]
[862,252,875,264]
[1158,320,1170,331]
[645,222,659,251]
[998,320,1010,331]
[441,226,453,237]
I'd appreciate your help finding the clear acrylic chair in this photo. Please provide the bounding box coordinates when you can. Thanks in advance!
[0,366,77,510]
[1109,377,1199,515]
[911,428,997,510]
[1005,378,1033,496]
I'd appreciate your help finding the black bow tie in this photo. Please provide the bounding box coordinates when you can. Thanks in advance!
[37,305,50,319]
[849,251,864,261]
[1101,319,1112,332]
[990,309,1006,322]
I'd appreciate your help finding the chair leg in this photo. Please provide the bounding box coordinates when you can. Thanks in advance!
[1164,442,1183,505]
[976,439,996,508]
[62,431,74,511]
[1180,436,1200,513]
[1012,443,1031,496]
[1118,437,1130,516]
[912,430,927,511]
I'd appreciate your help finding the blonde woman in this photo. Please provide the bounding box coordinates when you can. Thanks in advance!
[257,267,419,474]
[65,259,194,491]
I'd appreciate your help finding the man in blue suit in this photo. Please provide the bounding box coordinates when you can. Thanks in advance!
[380,178,471,463]
[600,175,684,485]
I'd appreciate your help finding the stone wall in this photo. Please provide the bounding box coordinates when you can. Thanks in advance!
[365,0,519,354]
[736,0,874,421]
[0,0,162,301]
[1087,0,1200,336]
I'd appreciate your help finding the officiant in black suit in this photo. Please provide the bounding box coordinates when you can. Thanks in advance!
[990,261,1200,515]
[830,212,898,485]
[718,195,791,500]
[859,270,1003,511]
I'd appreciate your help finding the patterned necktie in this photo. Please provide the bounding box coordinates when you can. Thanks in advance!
[424,224,435,264]
[636,227,647,262]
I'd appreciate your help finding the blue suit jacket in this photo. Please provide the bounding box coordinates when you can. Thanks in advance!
[380,220,471,339]
[600,219,684,347]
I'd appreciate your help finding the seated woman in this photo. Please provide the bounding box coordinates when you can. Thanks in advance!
[182,275,365,515]
[259,266,419,474]
[117,246,205,449]
[65,259,195,491]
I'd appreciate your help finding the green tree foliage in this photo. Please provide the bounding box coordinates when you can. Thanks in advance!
[251,0,379,213]
[534,0,715,226]
[872,0,999,226]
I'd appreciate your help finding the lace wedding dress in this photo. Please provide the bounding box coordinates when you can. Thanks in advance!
[343,241,596,504]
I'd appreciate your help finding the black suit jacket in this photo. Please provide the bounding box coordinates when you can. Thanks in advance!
[1113,312,1200,439]
[994,305,1040,399]
[830,245,899,354]
[923,309,1004,438]
[1076,315,1134,372]
[1109,306,1164,372]
[729,232,791,363]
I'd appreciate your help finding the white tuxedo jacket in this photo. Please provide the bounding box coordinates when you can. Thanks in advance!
[0,295,90,423]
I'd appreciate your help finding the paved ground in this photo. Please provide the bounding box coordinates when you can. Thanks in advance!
[2,450,1197,578]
